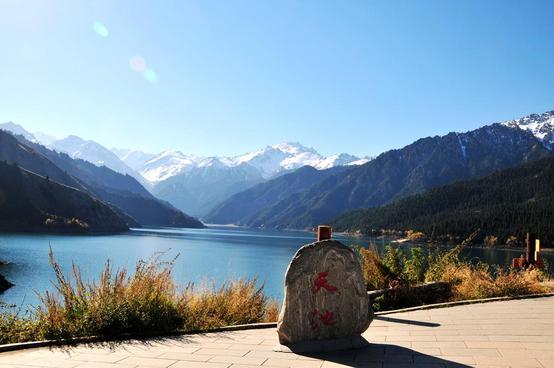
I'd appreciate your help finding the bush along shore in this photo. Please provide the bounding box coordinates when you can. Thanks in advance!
[1,243,552,345]
[357,243,552,312]
[0,249,278,345]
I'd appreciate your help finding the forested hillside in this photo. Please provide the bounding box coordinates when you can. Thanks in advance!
[0,130,204,229]
[332,156,554,246]
[208,124,551,229]
[0,161,128,234]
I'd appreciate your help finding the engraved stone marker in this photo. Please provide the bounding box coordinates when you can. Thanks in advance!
[276,239,373,352]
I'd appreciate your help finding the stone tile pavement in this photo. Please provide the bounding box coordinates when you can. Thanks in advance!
[0,296,553,368]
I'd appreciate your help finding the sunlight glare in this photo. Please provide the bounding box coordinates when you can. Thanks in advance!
[129,56,147,72]
[143,69,159,83]
[92,21,109,37]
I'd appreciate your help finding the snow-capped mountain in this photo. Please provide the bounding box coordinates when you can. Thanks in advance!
[0,123,148,187]
[112,142,368,216]
[48,135,146,184]
[120,142,366,183]
[0,122,36,141]
[138,150,199,183]
[503,110,554,148]
[314,153,368,169]
[110,148,156,171]
[153,160,264,216]
[2,121,370,216]
[232,142,324,178]
[0,122,56,145]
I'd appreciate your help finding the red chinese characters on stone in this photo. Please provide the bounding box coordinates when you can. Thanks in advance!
[312,271,338,294]
[319,310,336,326]
[309,309,337,331]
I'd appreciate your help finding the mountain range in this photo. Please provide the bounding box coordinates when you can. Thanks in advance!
[0,122,369,216]
[2,110,553,231]
[0,129,204,232]
[204,111,554,229]
[0,161,129,234]
[332,155,554,245]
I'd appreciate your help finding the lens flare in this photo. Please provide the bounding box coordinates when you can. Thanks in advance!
[92,21,109,37]
[143,69,159,83]
[129,56,146,72]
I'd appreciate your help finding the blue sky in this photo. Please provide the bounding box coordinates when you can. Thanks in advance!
[1,0,553,157]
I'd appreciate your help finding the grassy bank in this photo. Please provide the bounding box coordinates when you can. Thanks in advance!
[359,244,552,312]
[2,244,551,344]
[0,250,278,345]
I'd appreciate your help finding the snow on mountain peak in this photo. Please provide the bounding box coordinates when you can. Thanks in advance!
[0,122,38,142]
[272,142,319,155]
[128,141,364,183]
[231,142,324,178]
[140,150,198,182]
[314,153,359,169]
[197,157,225,168]
[503,110,554,147]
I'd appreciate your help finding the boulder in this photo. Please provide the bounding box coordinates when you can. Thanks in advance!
[0,274,13,293]
[276,239,372,351]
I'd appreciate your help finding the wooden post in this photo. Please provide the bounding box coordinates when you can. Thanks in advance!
[525,233,536,264]
[318,225,332,241]
[535,239,541,262]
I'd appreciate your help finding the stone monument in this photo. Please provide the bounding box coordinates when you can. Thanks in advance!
[276,227,372,352]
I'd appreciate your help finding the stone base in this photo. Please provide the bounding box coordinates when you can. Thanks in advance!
[273,335,369,353]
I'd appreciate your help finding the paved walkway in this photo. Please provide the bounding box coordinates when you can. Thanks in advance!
[0,297,553,368]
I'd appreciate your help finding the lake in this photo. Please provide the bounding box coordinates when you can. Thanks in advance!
[0,226,552,308]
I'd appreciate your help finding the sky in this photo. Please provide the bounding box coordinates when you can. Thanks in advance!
[1,0,553,157]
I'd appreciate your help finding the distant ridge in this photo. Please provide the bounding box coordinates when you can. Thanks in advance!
[0,122,370,216]
[0,161,128,234]
[332,155,554,246]
[205,112,554,230]
[205,165,352,224]
[0,129,204,229]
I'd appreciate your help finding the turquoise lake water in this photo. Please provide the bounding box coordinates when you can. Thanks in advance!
[0,226,551,307]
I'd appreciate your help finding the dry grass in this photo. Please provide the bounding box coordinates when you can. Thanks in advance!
[439,263,547,300]
[0,249,278,344]
[358,243,551,311]
[181,280,279,331]
[358,246,390,290]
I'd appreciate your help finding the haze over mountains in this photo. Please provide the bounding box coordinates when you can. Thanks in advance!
[0,122,369,216]
[2,110,553,231]
[206,110,554,229]
[0,129,204,233]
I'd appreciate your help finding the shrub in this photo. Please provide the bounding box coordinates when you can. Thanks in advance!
[506,235,519,247]
[406,230,426,241]
[404,247,426,284]
[358,243,551,312]
[0,305,39,345]
[180,280,278,331]
[0,249,278,344]
[439,263,547,300]
[484,235,499,247]
[357,246,390,290]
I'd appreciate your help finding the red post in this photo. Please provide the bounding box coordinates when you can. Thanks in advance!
[318,225,332,241]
